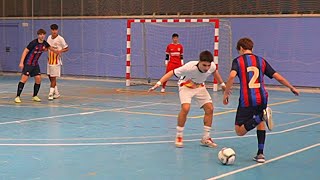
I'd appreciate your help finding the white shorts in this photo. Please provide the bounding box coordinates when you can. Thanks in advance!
[47,64,61,77]
[179,86,212,108]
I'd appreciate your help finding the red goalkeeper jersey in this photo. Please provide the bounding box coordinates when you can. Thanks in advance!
[166,43,183,64]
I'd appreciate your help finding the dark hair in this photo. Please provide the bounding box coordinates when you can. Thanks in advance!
[50,24,59,30]
[199,50,213,63]
[37,29,46,35]
[236,37,254,51]
[172,33,179,38]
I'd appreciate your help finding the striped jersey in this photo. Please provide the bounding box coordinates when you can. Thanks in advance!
[231,53,276,107]
[24,39,50,66]
[166,43,183,64]
[47,35,68,65]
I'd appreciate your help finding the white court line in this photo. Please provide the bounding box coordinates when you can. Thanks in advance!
[0,101,235,110]
[0,121,318,146]
[0,131,235,141]
[0,103,163,125]
[276,116,320,127]
[207,143,320,180]
[273,111,320,117]
[0,115,318,141]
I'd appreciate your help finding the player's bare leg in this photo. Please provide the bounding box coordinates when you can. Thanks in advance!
[48,75,57,100]
[175,103,190,148]
[200,102,217,148]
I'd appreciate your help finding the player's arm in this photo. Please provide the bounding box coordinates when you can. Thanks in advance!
[165,45,170,66]
[223,70,237,105]
[60,47,69,53]
[213,70,226,91]
[148,70,175,92]
[59,38,69,54]
[165,53,169,66]
[264,60,299,96]
[273,73,299,96]
[180,45,184,65]
[19,48,30,70]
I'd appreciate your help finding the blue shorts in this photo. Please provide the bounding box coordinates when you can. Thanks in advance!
[22,65,41,77]
[235,104,267,126]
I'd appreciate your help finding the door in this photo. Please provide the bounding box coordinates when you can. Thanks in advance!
[0,24,19,72]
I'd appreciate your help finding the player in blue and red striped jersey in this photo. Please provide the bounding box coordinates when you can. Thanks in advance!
[223,37,299,163]
[161,33,184,93]
[14,29,56,103]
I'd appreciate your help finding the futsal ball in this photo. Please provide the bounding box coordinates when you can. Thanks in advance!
[218,147,236,165]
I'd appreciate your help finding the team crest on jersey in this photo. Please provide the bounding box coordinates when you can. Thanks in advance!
[178,48,180,51]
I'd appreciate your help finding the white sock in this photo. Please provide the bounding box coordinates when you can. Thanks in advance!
[54,86,59,94]
[49,87,54,95]
[203,126,211,138]
[176,126,184,137]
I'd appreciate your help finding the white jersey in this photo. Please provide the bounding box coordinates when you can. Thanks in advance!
[47,35,68,65]
[174,61,216,87]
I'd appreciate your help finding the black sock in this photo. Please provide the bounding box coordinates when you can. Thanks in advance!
[33,83,41,97]
[257,130,266,155]
[244,114,263,131]
[17,82,25,97]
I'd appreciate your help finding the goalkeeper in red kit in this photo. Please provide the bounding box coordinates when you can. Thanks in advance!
[161,33,184,93]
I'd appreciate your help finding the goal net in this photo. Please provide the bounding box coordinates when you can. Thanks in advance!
[126,19,232,91]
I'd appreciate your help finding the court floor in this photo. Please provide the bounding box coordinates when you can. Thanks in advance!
[0,75,319,180]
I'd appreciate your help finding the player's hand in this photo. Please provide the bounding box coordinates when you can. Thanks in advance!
[223,94,229,105]
[19,63,24,70]
[290,87,300,96]
[165,60,168,67]
[148,81,161,92]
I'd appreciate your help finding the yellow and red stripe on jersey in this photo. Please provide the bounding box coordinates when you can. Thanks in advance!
[48,51,59,65]
[180,80,204,89]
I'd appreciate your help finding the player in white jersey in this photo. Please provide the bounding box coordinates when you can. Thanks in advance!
[47,24,69,100]
[149,50,226,148]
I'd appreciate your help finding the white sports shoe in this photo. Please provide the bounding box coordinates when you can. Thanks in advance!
[263,107,273,131]
[200,137,218,148]
[48,94,54,100]
[160,88,165,93]
[175,136,183,148]
[53,93,61,99]
[253,154,266,163]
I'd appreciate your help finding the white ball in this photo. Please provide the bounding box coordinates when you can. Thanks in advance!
[218,147,236,165]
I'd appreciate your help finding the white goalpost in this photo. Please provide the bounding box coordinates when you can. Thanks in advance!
[126,18,229,91]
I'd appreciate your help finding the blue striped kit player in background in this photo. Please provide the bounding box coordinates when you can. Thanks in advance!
[15,29,57,103]
[223,37,299,163]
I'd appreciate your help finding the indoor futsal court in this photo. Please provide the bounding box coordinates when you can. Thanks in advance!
[0,75,319,179]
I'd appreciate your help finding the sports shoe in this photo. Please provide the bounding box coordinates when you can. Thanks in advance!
[14,96,21,103]
[48,94,54,100]
[262,107,273,131]
[200,137,218,148]
[32,96,41,102]
[160,88,165,93]
[53,93,61,99]
[175,136,183,148]
[253,154,266,163]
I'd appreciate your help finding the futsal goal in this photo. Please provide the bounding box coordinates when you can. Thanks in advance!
[126,18,232,91]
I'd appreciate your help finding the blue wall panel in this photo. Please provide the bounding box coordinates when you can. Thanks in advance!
[0,18,319,87]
